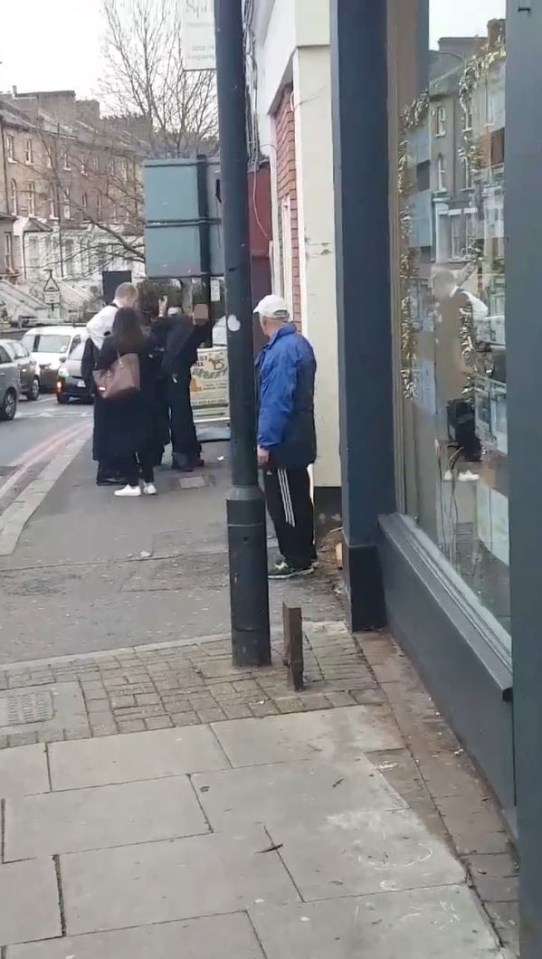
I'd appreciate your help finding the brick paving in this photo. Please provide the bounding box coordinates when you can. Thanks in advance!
[0,622,379,745]
[0,622,519,955]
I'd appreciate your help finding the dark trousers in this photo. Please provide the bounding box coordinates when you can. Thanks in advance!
[118,448,154,486]
[168,376,201,466]
[264,466,316,569]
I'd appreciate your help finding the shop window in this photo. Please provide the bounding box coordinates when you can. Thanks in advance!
[388,3,509,640]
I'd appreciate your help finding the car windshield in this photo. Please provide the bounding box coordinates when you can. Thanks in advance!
[28,335,71,354]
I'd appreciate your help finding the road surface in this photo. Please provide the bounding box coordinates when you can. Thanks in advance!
[0,395,92,467]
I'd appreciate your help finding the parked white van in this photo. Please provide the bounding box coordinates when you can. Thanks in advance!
[22,327,86,391]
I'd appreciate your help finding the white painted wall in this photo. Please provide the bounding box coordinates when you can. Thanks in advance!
[252,0,341,490]
[292,45,340,489]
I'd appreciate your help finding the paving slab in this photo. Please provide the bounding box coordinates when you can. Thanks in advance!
[0,859,61,947]
[0,744,49,798]
[250,886,504,958]
[60,827,299,935]
[7,914,265,959]
[5,775,208,860]
[194,756,405,832]
[212,705,401,768]
[48,726,228,790]
[264,805,464,901]
[0,682,88,739]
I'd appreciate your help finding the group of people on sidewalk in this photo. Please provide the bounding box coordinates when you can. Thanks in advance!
[83,285,318,580]
[82,283,206,498]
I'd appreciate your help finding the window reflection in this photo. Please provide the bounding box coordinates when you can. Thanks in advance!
[393,4,509,635]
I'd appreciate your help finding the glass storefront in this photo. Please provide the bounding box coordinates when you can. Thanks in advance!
[388,0,509,641]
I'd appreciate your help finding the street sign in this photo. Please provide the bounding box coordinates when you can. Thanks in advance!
[180,0,216,70]
[43,272,60,307]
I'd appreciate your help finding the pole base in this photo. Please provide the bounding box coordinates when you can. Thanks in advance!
[227,484,271,668]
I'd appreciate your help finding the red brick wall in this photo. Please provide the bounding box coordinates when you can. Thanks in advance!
[274,86,301,326]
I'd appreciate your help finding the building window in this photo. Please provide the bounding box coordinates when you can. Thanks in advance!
[82,193,89,215]
[27,181,36,217]
[63,189,71,220]
[10,179,18,216]
[25,139,33,165]
[450,215,463,260]
[64,239,75,277]
[4,234,14,272]
[389,6,509,638]
[465,212,477,252]
[436,154,447,193]
[435,105,446,137]
[48,187,57,219]
[97,242,108,272]
[96,191,103,218]
[6,135,15,162]
[63,149,71,171]
[27,235,39,273]
[81,157,88,176]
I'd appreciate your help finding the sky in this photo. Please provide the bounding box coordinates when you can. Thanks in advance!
[430,0,506,46]
[0,0,507,99]
[0,0,104,98]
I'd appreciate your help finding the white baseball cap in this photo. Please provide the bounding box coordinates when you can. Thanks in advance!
[254,294,290,318]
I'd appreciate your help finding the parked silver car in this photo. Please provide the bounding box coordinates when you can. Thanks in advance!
[0,342,20,421]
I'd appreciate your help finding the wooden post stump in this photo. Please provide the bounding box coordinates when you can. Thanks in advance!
[282,602,304,691]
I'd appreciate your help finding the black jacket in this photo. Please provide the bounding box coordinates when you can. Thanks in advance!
[148,313,208,379]
[92,335,157,462]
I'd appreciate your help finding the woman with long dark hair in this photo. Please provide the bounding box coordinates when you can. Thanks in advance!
[94,308,158,498]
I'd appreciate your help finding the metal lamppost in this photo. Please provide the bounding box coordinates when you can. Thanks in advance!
[213,0,271,667]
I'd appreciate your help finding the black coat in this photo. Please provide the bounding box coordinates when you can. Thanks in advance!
[92,335,157,463]
[148,313,208,380]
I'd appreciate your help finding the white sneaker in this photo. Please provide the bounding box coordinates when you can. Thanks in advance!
[114,485,142,498]
[458,470,480,483]
[143,483,158,496]
[443,469,453,482]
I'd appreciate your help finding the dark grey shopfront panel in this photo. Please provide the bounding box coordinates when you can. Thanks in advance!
[506,2,542,953]
[380,514,514,811]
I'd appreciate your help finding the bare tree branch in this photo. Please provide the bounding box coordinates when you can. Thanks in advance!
[100,0,218,158]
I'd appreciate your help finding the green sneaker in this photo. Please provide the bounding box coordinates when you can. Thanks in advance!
[268,560,315,580]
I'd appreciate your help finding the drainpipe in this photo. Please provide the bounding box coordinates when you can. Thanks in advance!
[0,112,10,214]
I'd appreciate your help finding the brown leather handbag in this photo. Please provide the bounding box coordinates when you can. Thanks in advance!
[93,352,140,401]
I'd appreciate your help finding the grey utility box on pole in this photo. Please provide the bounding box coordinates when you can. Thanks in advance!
[143,157,223,278]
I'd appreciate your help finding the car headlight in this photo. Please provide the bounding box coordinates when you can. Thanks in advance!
[57,368,67,379]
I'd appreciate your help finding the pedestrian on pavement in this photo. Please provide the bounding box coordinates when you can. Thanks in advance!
[94,307,158,498]
[85,283,138,486]
[255,294,318,579]
[138,291,171,467]
[160,300,207,472]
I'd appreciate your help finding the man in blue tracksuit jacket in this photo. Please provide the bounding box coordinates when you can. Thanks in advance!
[254,294,317,579]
